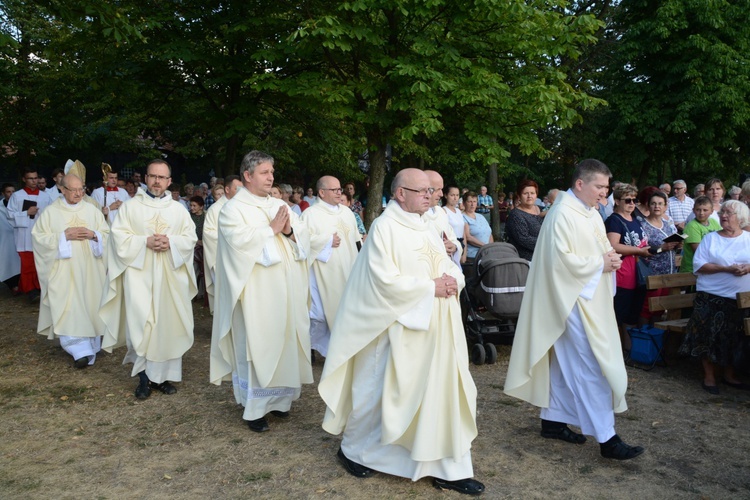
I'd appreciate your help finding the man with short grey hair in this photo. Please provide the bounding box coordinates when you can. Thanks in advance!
[659,183,671,196]
[694,183,705,197]
[667,179,694,230]
[211,150,313,433]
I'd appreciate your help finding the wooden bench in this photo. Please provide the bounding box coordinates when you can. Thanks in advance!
[737,291,750,336]
[647,272,696,334]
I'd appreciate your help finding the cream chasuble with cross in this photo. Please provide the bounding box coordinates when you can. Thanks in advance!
[210,189,313,419]
[504,190,628,413]
[32,197,109,340]
[319,201,477,479]
[100,190,197,379]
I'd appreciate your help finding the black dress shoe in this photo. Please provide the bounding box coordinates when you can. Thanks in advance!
[135,384,151,400]
[247,417,270,433]
[73,357,89,369]
[270,410,290,419]
[541,426,587,444]
[150,381,177,395]
[433,477,485,496]
[337,448,376,478]
[600,435,645,460]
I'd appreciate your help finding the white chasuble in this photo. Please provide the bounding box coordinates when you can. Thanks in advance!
[210,189,313,418]
[301,201,361,355]
[100,190,197,375]
[504,191,628,413]
[32,198,109,340]
[202,195,228,314]
[319,201,477,478]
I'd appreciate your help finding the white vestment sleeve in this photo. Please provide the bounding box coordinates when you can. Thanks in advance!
[258,227,282,267]
[579,261,603,301]
[90,230,104,257]
[396,282,435,331]
[169,237,186,269]
[316,236,334,263]
[58,232,72,259]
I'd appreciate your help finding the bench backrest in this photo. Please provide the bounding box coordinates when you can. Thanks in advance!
[646,272,696,290]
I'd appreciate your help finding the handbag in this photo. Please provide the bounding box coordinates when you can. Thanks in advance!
[636,257,653,287]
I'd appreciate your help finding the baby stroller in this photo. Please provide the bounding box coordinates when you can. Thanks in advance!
[461,242,529,365]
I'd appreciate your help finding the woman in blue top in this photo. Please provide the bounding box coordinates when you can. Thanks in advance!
[461,191,493,261]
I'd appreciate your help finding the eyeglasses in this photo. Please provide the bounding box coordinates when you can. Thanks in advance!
[674,186,685,190]
[146,174,170,182]
[62,186,85,194]
[619,198,636,204]
[718,210,736,216]
[322,188,343,193]
[401,186,435,196]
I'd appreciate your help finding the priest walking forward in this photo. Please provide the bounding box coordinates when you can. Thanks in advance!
[319,169,484,496]
[210,150,313,433]
[100,160,197,400]
[32,174,109,368]
[300,175,361,358]
[504,159,644,460]
[203,175,242,314]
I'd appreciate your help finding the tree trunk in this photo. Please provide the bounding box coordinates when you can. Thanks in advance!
[364,135,387,229]
[221,133,240,178]
[488,161,500,240]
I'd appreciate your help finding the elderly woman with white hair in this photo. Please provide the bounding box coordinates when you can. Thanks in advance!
[680,200,750,395]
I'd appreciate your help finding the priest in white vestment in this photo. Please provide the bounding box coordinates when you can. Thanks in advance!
[100,160,197,400]
[300,175,361,357]
[504,159,645,460]
[6,167,52,299]
[319,169,484,496]
[32,174,109,368]
[423,170,462,268]
[210,150,313,433]
[92,170,130,224]
[203,175,243,314]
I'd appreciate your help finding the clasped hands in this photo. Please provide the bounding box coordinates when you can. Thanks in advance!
[434,273,458,298]
[64,227,95,241]
[147,234,171,252]
[269,206,292,236]
[603,250,622,273]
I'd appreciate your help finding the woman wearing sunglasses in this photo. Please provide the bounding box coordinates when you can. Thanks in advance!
[605,184,651,352]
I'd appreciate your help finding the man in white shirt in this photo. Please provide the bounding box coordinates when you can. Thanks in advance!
[667,179,694,231]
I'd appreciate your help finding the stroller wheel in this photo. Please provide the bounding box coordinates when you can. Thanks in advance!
[471,343,486,365]
[485,343,498,364]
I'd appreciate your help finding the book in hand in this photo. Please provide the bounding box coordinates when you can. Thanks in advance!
[662,232,687,243]
[22,199,37,219]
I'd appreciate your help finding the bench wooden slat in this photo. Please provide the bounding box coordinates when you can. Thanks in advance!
[646,273,696,290]
[745,317,750,337]
[654,318,690,333]
[649,293,696,313]
[737,291,750,309]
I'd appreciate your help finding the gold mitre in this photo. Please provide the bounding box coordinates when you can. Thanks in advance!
[64,159,87,183]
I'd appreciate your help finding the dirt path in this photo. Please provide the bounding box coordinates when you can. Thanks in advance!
[1,290,749,499]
